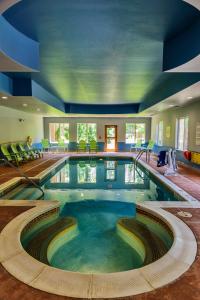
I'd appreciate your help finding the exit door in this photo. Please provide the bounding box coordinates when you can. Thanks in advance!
[105,125,117,151]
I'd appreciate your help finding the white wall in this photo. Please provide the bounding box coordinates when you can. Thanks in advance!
[0,106,44,143]
[151,100,200,152]
[44,116,151,143]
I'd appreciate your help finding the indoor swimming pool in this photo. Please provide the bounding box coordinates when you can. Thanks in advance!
[4,156,180,204]
[6,156,175,273]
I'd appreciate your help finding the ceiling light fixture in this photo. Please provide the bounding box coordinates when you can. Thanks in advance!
[1,96,8,99]
[187,96,193,99]
[169,104,175,107]
[22,103,28,107]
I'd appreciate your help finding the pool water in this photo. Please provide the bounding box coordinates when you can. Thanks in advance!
[4,157,179,203]
[15,157,174,274]
[50,201,143,273]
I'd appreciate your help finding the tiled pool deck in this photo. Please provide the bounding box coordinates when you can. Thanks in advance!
[0,152,199,299]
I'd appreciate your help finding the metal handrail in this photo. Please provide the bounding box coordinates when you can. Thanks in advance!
[0,158,44,199]
[134,149,146,165]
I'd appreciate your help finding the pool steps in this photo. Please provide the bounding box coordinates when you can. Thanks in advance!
[24,217,77,265]
[117,217,169,265]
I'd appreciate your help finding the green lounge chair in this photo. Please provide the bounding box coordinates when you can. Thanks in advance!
[58,139,66,152]
[0,144,20,166]
[17,143,33,160]
[77,140,87,152]
[41,139,50,152]
[130,141,142,152]
[10,144,25,163]
[147,140,155,150]
[89,139,98,153]
[145,140,155,162]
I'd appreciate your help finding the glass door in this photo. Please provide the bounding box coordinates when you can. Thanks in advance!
[105,125,117,151]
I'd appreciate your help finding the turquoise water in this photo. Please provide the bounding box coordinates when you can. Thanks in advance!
[3,157,179,202]
[50,200,144,273]
[13,157,175,273]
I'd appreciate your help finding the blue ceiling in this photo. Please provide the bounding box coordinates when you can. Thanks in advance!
[3,0,200,105]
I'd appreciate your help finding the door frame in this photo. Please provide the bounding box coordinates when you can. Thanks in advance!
[105,125,118,152]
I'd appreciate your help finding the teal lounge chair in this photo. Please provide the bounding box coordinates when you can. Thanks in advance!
[0,144,20,166]
[77,140,87,152]
[89,139,98,153]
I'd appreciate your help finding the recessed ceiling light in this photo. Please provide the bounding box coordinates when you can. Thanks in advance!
[1,96,8,99]
[187,96,193,99]
[169,104,175,107]
[22,103,28,107]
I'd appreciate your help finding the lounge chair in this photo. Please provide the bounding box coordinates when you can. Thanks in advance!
[89,139,98,153]
[147,140,155,150]
[17,143,34,160]
[130,141,142,152]
[10,143,26,163]
[0,144,21,166]
[144,140,155,162]
[58,139,67,152]
[41,139,50,152]
[77,140,87,152]
[26,143,42,158]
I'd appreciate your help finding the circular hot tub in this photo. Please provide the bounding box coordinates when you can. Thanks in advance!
[0,202,197,298]
[21,201,174,274]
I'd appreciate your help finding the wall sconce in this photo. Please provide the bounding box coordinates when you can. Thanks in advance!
[18,118,25,122]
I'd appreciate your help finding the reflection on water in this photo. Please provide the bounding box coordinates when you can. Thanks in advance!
[42,157,177,201]
[105,161,116,169]
[77,163,96,184]
[47,158,147,189]
[4,158,177,202]
[125,164,144,184]
[105,160,116,181]
[50,164,70,183]
[106,169,116,181]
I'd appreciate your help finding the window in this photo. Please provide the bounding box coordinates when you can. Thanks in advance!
[49,123,69,143]
[125,123,145,144]
[176,117,189,150]
[156,121,163,146]
[77,123,97,142]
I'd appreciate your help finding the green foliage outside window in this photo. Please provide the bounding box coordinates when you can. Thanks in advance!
[126,123,145,144]
[77,123,97,142]
[49,123,69,143]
